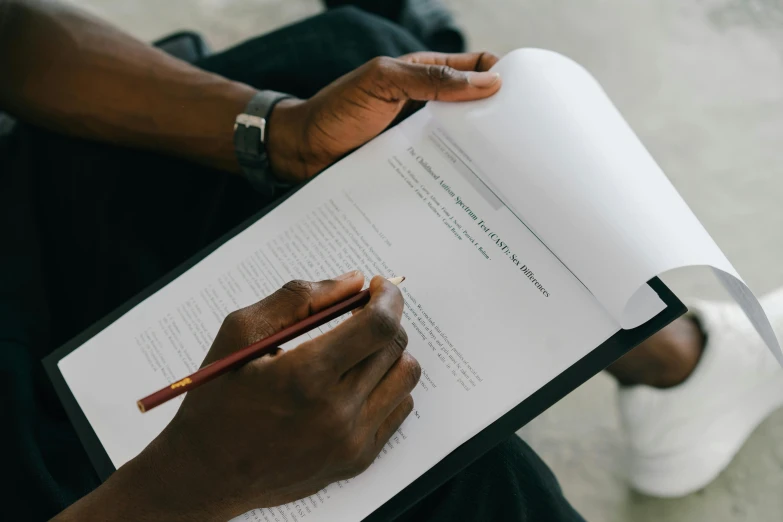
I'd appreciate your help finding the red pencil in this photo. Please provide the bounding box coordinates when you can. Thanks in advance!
[137,276,405,413]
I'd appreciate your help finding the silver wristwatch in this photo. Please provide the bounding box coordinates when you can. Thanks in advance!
[233,90,293,198]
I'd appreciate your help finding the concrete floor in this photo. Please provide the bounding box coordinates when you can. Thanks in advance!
[68,0,783,520]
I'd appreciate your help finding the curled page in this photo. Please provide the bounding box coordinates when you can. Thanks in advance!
[429,48,783,366]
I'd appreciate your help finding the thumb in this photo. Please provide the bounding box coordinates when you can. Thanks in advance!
[205,271,365,364]
[367,57,501,103]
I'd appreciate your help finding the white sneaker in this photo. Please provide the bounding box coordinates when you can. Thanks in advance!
[618,288,783,498]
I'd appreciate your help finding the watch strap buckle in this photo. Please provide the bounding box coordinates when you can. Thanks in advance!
[234,114,267,143]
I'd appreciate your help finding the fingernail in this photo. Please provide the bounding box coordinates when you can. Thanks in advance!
[336,270,361,281]
[467,71,500,88]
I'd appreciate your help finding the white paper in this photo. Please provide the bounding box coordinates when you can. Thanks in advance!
[429,48,783,366]
[59,108,625,522]
[57,48,782,521]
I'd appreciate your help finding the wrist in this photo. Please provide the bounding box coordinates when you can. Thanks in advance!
[264,97,316,182]
[210,81,258,174]
[52,438,227,522]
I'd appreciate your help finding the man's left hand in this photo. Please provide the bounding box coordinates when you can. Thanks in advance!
[266,51,501,182]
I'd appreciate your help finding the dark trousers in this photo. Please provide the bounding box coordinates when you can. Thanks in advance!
[0,7,585,521]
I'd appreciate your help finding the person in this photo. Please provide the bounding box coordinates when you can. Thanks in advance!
[2,0,781,520]
[0,1,580,520]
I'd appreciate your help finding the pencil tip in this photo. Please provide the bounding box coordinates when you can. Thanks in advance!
[388,276,405,286]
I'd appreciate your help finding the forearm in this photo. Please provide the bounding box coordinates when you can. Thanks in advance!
[50,443,225,522]
[0,0,256,172]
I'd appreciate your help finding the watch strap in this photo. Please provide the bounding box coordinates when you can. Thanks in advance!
[234,90,294,198]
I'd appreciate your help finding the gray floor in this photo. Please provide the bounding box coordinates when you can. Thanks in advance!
[68,0,783,520]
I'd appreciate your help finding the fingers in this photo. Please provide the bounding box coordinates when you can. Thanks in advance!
[400,59,501,101]
[401,51,500,72]
[342,324,408,398]
[299,275,404,376]
[374,394,415,451]
[362,352,420,431]
[359,53,501,104]
[204,271,364,364]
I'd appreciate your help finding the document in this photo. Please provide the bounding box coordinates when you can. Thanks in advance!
[55,49,781,522]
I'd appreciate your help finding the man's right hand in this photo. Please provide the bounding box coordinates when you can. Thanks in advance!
[54,272,419,521]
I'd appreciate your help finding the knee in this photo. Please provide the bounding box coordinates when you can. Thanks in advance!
[320,5,380,32]
[322,5,370,23]
[318,6,425,58]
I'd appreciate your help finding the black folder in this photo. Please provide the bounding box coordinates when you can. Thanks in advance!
[44,180,685,522]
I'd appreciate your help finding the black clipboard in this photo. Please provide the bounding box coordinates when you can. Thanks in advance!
[44,177,686,521]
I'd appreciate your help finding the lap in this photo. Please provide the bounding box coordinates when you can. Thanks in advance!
[398,436,585,522]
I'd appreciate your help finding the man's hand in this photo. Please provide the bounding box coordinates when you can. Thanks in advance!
[267,52,501,182]
[54,272,418,521]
